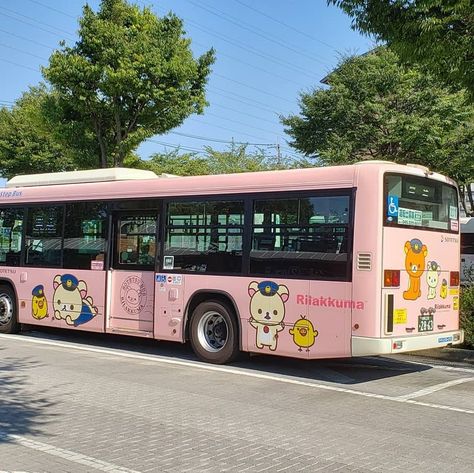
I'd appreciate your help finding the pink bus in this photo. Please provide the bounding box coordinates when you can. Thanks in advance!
[0,161,463,363]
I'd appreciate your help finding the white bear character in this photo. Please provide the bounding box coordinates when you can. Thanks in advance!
[248,280,289,351]
[426,261,440,300]
[53,274,98,326]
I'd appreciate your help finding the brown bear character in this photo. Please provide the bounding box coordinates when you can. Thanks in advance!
[403,239,428,300]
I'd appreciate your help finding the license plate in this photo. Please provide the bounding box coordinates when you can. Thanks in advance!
[418,315,433,332]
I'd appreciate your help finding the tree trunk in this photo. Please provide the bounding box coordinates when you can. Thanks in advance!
[92,117,107,168]
[460,185,468,216]
[467,184,474,216]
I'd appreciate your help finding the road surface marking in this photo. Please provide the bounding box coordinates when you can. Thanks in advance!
[397,377,474,400]
[0,432,141,473]
[1,333,473,415]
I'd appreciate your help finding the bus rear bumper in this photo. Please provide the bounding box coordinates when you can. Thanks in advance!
[352,331,464,356]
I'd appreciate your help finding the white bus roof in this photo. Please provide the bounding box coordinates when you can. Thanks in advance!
[6,168,179,188]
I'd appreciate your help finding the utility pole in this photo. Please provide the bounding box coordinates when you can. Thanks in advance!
[276,143,281,166]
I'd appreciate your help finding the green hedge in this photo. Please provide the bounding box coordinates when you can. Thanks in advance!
[460,285,474,348]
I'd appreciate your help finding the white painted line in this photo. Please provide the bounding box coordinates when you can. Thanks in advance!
[1,333,474,415]
[0,433,140,473]
[397,377,474,400]
[368,356,474,375]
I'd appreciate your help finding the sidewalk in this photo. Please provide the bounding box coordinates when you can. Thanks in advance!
[405,347,474,365]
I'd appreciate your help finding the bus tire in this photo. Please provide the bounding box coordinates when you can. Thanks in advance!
[0,285,19,334]
[189,300,240,364]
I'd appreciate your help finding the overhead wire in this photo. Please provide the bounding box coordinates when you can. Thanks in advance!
[233,0,338,50]
[0,5,75,38]
[0,1,310,158]
[184,0,330,65]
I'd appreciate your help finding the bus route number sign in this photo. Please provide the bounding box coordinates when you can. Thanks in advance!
[418,314,433,332]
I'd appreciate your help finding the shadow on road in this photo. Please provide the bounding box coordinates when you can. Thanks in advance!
[0,348,57,444]
[19,327,433,385]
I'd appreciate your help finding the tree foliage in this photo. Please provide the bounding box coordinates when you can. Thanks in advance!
[143,143,310,176]
[43,0,215,168]
[0,86,75,180]
[282,48,473,191]
[328,0,474,96]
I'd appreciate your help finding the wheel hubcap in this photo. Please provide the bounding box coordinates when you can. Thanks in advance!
[197,311,228,352]
[0,294,13,326]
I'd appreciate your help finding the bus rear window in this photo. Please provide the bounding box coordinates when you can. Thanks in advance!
[384,173,458,233]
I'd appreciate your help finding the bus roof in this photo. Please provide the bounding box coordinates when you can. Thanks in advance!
[6,167,177,188]
[1,161,457,204]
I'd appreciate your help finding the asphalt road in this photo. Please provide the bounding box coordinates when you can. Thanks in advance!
[1,329,473,473]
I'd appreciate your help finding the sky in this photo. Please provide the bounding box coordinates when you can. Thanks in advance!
[0,0,373,165]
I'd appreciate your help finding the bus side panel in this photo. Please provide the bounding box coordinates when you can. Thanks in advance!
[306,281,352,358]
[16,267,106,333]
[351,167,383,340]
[155,274,351,359]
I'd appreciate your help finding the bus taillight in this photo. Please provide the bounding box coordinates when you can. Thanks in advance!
[384,270,400,287]
[450,271,460,286]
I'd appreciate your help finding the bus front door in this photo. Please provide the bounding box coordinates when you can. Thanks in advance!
[106,212,158,337]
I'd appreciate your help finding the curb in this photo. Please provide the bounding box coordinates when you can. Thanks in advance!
[405,347,474,365]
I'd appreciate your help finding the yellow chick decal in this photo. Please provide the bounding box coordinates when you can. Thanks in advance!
[440,279,448,299]
[289,316,318,352]
[32,285,48,319]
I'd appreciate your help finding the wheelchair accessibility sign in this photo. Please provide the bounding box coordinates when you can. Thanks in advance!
[387,195,399,218]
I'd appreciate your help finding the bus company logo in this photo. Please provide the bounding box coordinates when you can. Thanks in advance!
[0,190,22,198]
[441,235,458,243]
[120,276,147,315]
[296,294,365,310]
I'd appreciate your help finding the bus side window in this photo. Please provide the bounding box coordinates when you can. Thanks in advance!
[0,208,24,266]
[63,202,108,270]
[25,206,63,267]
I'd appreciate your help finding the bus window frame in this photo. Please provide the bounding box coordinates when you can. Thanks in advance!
[383,172,459,235]
[160,188,355,281]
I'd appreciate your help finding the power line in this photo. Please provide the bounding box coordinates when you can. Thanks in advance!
[194,41,305,88]
[214,73,295,105]
[205,111,280,136]
[0,27,57,50]
[0,42,48,61]
[25,0,77,19]
[212,103,279,126]
[155,6,319,81]
[185,0,330,66]
[147,139,204,154]
[2,2,304,150]
[169,131,274,146]
[0,57,40,72]
[0,6,75,38]
[187,117,272,142]
[233,0,337,50]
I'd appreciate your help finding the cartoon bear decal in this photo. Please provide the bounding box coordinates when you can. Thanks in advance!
[53,274,98,327]
[31,284,48,319]
[248,280,288,351]
[290,316,318,352]
[426,261,441,300]
[403,239,428,301]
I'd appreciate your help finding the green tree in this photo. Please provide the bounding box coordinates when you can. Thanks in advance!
[0,86,75,180]
[281,48,473,199]
[328,0,474,96]
[43,0,215,168]
[144,143,309,176]
[145,149,211,176]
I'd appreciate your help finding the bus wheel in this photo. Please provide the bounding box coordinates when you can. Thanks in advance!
[190,300,239,364]
[0,285,19,334]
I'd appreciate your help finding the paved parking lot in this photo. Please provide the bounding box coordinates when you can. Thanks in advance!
[1,330,473,472]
